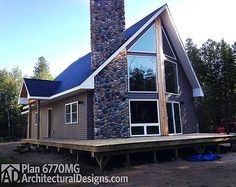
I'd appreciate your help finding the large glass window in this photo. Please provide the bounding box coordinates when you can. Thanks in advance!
[165,60,179,94]
[167,102,182,134]
[128,55,157,92]
[130,100,160,136]
[162,28,176,59]
[65,102,78,124]
[129,25,156,53]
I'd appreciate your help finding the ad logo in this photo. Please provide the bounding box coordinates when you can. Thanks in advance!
[0,164,20,183]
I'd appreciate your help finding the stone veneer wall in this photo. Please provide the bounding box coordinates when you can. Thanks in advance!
[94,50,129,139]
[90,0,125,69]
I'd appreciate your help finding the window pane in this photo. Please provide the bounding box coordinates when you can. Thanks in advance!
[66,114,71,123]
[66,105,70,114]
[131,126,144,135]
[162,29,175,58]
[128,56,157,91]
[147,126,159,134]
[130,101,158,124]
[72,113,77,123]
[174,103,182,133]
[165,61,178,94]
[72,103,77,113]
[167,103,174,134]
[129,24,156,53]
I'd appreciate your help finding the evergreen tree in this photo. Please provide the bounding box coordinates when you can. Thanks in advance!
[32,56,53,80]
[186,39,236,132]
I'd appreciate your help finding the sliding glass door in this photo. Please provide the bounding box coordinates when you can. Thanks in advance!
[167,102,182,134]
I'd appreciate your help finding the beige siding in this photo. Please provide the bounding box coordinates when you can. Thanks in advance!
[29,92,88,140]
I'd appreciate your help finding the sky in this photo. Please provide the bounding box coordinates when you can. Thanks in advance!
[0,0,236,77]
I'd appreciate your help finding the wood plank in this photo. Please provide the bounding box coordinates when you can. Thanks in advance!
[22,133,236,153]
[155,17,169,136]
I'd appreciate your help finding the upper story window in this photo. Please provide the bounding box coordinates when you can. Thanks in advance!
[129,25,156,53]
[165,60,179,94]
[128,24,157,92]
[65,102,78,124]
[128,55,157,91]
[162,27,176,60]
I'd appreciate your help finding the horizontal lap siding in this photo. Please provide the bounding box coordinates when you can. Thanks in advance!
[29,92,88,140]
[52,93,88,140]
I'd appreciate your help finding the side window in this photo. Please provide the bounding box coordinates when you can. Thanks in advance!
[65,102,78,124]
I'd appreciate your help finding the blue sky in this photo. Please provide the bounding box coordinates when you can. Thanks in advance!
[0,0,236,77]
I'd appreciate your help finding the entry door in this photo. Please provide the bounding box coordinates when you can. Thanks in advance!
[167,102,182,134]
[48,109,53,138]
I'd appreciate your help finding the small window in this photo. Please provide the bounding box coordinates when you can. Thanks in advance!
[165,60,179,94]
[65,102,78,124]
[35,112,38,125]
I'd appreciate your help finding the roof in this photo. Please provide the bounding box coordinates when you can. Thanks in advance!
[19,4,203,102]
[24,78,61,97]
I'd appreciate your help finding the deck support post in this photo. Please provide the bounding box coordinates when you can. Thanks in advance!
[174,148,179,160]
[194,145,206,154]
[126,153,130,167]
[152,151,157,163]
[95,155,111,172]
[216,144,220,154]
[76,152,80,163]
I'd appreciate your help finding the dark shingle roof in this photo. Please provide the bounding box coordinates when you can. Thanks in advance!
[24,78,61,97]
[25,6,165,97]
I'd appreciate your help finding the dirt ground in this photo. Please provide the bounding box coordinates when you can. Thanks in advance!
[0,142,236,187]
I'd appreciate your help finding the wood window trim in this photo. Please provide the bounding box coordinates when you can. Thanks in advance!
[65,101,78,125]
[129,99,161,137]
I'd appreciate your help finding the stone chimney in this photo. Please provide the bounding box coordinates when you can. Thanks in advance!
[90,0,125,70]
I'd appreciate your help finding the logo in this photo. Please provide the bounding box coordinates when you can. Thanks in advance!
[0,164,20,183]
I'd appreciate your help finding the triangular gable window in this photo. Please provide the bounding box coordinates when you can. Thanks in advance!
[129,24,156,53]
[162,28,176,59]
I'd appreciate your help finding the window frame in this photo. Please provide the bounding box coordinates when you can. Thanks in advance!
[161,27,177,60]
[65,101,78,125]
[129,99,161,137]
[165,59,180,96]
[127,54,158,94]
[166,101,183,135]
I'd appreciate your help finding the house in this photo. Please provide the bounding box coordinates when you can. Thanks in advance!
[19,1,203,140]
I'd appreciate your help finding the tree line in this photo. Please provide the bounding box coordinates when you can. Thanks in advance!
[186,39,236,132]
[0,57,53,140]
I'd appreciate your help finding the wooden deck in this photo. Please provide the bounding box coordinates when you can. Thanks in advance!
[22,133,236,171]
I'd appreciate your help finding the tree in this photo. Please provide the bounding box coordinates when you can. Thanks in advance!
[0,68,26,140]
[32,56,53,80]
[186,39,236,132]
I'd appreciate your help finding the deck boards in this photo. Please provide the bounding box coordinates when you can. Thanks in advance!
[22,133,236,153]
